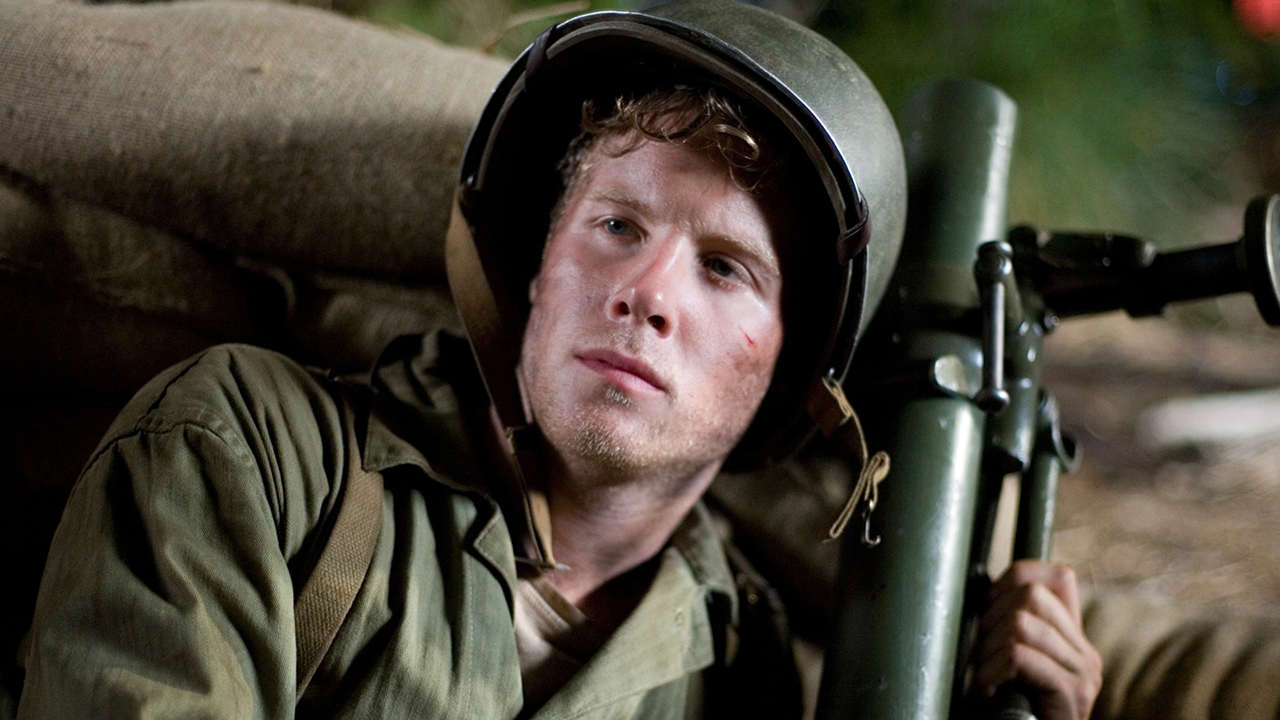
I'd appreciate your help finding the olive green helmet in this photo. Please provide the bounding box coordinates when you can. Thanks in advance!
[451,0,906,470]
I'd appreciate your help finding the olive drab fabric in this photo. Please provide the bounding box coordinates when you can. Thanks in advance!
[17,333,756,719]
[291,379,384,699]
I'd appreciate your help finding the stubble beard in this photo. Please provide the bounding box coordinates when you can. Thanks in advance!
[520,311,770,494]
[544,365,689,481]
[522,342,705,487]
[566,385,648,472]
[528,362,761,495]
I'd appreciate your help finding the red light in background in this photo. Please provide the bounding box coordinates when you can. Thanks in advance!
[1236,0,1280,40]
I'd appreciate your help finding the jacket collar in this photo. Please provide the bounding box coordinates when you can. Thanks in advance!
[357,331,739,621]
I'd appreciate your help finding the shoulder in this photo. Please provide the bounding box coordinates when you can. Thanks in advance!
[102,343,336,448]
[90,344,346,513]
[84,343,351,560]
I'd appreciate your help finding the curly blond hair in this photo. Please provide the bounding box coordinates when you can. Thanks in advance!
[553,85,788,223]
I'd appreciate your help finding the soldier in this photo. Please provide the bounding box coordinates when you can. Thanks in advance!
[17,1,1100,718]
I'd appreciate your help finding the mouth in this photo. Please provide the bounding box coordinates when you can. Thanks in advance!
[576,349,668,395]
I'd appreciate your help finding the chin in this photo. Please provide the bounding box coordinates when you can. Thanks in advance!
[538,411,653,478]
[532,381,735,484]
[562,408,657,474]
[564,417,730,487]
[565,428,643,476]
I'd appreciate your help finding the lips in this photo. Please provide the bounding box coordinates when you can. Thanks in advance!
[577,349,668,394]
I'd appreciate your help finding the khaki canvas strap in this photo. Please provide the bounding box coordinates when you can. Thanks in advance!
[807,375,891,544]
[294,389,384,700]
[444,198,558,567]
[444,199,527,431]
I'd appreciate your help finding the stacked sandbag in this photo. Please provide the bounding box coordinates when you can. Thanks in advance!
[0,0,507,387]
[0,175,465,391]
[0,179,285,395]
[0,0,506,466]
[1084,592,1280,719]
[0,0,507,282]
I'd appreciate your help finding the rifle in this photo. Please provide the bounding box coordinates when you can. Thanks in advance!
[814,79,1280,720]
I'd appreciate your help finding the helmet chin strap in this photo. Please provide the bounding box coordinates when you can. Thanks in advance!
[807,374,891,548]
[446,197,560,568]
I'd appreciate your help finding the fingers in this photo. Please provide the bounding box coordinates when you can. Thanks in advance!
[990,560,1082,620]
[982,570,1092,662]
[974,560,1103,720]
[973,640,1101,720]
[975,601,1086,679]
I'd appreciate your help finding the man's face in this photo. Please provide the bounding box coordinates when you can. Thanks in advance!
[519,138,785,482]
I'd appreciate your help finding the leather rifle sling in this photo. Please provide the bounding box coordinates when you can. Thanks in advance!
[294,386,384,700]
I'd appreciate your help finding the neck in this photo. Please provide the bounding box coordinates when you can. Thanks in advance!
[538,447,722,633]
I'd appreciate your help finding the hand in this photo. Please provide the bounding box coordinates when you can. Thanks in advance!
[973,560,1103,720]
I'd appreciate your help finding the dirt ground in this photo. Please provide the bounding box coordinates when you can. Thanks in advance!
[1042,295,1280,614]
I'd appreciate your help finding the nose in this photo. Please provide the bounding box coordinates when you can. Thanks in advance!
[607,236,687,337]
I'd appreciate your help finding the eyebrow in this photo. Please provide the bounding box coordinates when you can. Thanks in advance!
[587,189,650,217]
[585,190,782,280]
[710,231,781,281]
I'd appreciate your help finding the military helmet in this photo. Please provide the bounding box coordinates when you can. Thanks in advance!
[451,0,906,470]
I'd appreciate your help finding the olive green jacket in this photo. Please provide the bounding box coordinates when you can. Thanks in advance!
[18,333,748,719]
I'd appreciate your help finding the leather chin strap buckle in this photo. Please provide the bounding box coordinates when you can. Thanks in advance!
[807,373,890,547]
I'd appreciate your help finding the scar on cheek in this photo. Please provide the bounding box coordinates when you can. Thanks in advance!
[742,330,756,347]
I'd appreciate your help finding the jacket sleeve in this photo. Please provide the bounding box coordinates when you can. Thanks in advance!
[18,347,344,720]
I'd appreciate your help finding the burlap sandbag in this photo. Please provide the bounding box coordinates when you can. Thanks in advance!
[0,0,507,282]
[0,178,283,393]
[1084,592,1280,720]
[1,180,280,338]
[1,177,461,393]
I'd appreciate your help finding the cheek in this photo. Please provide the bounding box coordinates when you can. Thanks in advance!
[522,255,612,364]
[523,262,577,356]
[695,320,781,441]
[706,308,782,397]
[730,295,783,367]
[688,289,781,365]
[535,247,610,306]
[527,262,584,328]
[734,324,782,386]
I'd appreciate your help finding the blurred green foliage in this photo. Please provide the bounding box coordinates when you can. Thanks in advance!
[361,0,1280,248]
[816,0,1280,246]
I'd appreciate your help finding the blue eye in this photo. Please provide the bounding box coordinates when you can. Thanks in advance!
[708,258,733,276]
[604,218,630,235]
[705,256,745,282]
